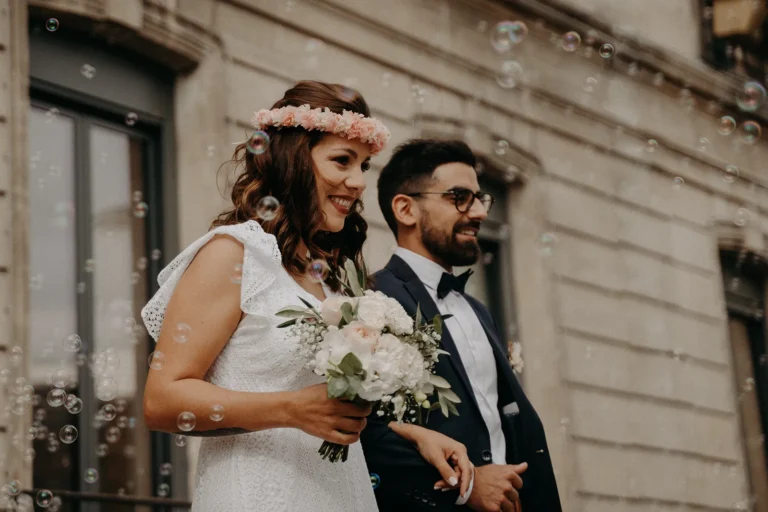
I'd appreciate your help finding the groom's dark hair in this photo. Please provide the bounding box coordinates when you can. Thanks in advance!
[377,139,476,237]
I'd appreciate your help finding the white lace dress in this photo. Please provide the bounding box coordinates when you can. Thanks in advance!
[141,220,379,512]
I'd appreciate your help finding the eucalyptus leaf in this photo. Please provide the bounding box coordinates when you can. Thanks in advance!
[429,374,451,389]
[338,352,363,376]
[327,376,349,398]
[340,302,354,323]
[276,319,298,328]
[439,388,462,403]
[438,392,449,417]
[357,265,366,292]
[298,296,321,317]
[327,369,344,378]
[275,309,308,319]
[432,314,444,335]
[440,314,454,321]
[415,304,422,328]
[344,260,364,297]
[345,376,362,399]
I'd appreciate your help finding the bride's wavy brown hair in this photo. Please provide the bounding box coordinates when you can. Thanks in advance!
[211,81,370,292]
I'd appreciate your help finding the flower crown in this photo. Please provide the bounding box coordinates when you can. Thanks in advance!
[251,104,391,155]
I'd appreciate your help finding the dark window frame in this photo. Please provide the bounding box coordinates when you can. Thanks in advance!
[27,23,187,511]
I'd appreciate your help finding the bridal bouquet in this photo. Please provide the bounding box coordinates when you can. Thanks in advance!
[276,260,461,462]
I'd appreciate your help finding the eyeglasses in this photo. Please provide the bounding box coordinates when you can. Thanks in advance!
[405,188,495,214]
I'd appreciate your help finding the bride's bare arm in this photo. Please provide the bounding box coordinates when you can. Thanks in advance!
[143,234,372,443]
[143,235,293,436]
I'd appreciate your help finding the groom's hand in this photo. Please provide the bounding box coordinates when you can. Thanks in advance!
[467,462,527,512]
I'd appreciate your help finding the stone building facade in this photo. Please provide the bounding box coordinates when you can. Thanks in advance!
[1,0,767,510]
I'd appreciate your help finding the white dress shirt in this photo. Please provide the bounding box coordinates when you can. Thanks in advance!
[395,247,508,469]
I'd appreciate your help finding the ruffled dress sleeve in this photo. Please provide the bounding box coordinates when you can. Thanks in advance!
[140,220,283,342]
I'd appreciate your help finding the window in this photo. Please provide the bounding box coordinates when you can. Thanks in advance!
[700,0,768,80]
[25,25,187,511]
[720,249,768,508]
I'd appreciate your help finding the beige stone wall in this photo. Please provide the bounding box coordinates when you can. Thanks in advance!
[2,0,765,510]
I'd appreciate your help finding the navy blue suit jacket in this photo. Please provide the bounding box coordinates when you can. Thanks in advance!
[360,255,562,511]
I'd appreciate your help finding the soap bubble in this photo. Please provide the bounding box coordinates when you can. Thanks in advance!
[133,202,149,218]
[177,412,196,432]
[36,489,54,508]
[173,323,192,343]
[59,425,78,444]
[102,404,117,421]
[723,165,739,183]
[495,60,524,89]
[160,462,173,476]
[65,395,83,414]
[148,351,165,370]
[737,81,766,112]
[739,121,761,144]
[718,116,736,136]
[47,388,67,407]
[62,334,82,352]
[256,196,280,221]
[306,259,330,283]
[539,233,558,257]
[125,112,138,126]
[246,131,270,155]
[95,378,118,402]
[84,468,99,483]
[157,483,170,497]
[561,31,581,52]
[175,435,188,447]
[81,64,96,80]
[490,21,528,53]
[209,404,225,422]
[598,43,614,58]
[96,443,109,457]
[45,18,59,32]
[106,426,121,444]
[734,207,751,227]
[230,263,243,284]
[51,368,72,389]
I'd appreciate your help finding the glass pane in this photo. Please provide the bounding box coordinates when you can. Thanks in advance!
[28,105,80,499]
[89,124,152,505]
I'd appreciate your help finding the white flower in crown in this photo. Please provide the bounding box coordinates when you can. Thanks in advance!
[509,341,524,374]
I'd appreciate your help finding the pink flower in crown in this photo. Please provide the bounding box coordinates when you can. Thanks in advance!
[321,109,339,131]
[356,121,377,142]
[334,111,355,134]
[282,110,298,127]
[300,110,321,131]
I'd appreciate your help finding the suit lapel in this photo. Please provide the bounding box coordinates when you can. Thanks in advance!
[386,256,484,419]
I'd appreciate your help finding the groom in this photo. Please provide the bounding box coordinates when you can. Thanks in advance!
[361,139,561,511]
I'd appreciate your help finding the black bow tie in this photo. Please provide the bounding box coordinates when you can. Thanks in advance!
[437,269,474,299]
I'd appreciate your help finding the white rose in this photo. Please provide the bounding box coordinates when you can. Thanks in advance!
[320,296,358,327]
[356,295,389,331]
[313,347,331,375]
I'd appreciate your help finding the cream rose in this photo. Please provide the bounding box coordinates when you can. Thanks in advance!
[320,296,358,327]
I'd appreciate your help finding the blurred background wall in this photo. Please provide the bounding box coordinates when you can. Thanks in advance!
[1,0,767,510]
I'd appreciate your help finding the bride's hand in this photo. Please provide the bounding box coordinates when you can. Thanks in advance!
[287,383,372,445]
[389,422,473,497]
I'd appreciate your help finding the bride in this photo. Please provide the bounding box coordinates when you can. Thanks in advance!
[141,81,472,511]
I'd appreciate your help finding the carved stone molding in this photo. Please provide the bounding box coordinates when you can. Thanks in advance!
[28,0,214,72]
[417,115,540,186]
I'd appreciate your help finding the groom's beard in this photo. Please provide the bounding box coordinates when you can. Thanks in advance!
[420,211,480,267]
